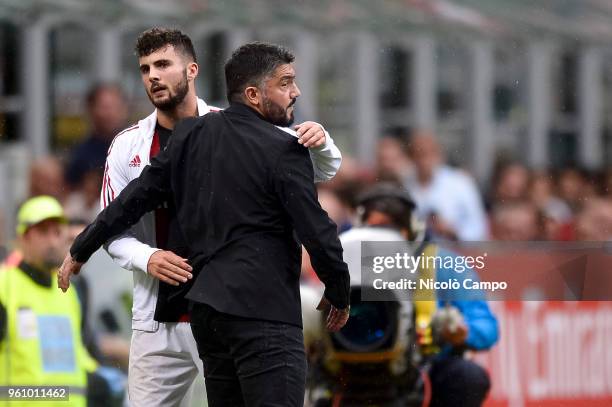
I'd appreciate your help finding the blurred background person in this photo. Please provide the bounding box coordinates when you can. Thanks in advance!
[489,161,530,207]
[574,198,612,241]
[355,184,497,407]
[5,156,69,267]
[317,186,353,233]
[66,83,128,189]
[305,183,498,407]
[529,171,572,217]
[529,172,574,241]
[556,167,587,213]
[63,83,128,224]
[375,135,413,183]
[490,201,543,241]
[63,169,104,223]
[3,157,69,267]
[29,156,66,201]
[0,196,127,406]
[0,196,98,406]
[65,83,128,189]
[405,130,488,241]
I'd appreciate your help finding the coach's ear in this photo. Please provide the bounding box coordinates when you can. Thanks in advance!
[187,62,198,82]
[244,86,261,108]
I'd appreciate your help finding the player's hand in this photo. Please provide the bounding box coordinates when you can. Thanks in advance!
[147,250,193,286]
[316,296,350,332]
[295,122,326,148]
[58,253,83,292]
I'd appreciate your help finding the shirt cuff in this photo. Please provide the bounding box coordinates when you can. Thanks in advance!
[133,247,163,274]
[311,129,331,152]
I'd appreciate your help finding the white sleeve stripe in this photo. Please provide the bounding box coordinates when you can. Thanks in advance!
[108,175,115,201]
[101,165,109,208]
[106,173,113,207]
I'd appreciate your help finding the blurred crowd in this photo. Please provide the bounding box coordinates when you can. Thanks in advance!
[320,132,612,243]
[0,79,609,406]
[0,83,131,381]
[28,83,128,227]
[1,81,612,260]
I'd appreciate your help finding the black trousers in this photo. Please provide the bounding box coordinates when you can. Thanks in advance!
[190,303,307,407]
[429,356,491,407]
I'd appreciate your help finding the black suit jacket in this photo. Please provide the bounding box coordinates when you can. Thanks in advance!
[71,103,350,326]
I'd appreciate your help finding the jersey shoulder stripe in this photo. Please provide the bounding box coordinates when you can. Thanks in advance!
[107,124,139,156]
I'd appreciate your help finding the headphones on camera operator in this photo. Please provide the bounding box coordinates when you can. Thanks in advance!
[354,183,426,244]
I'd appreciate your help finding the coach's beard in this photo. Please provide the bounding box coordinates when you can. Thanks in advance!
[263,97,296,127]
[149,73,189,111]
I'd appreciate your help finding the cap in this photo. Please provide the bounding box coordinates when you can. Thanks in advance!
[16,195,67,236]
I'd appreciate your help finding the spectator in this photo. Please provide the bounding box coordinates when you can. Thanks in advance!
[574,198,612,241]
[491,162,530,206]
[529,172,573,240]
[490,201,543,241]
[64,169,103,223]
[317,187,352,232]
[65,83,128,188]
[343,184,498,407]
[375,135,413,183]
[557,168,587,212]
[0,196,98,406]
[29,156,66,201]
[530,172,570,213]
[404,130,488,241]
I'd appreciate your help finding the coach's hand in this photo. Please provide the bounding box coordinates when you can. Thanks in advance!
[295,122,326,148]
[317,296,350,332]
[58,253,83,292]
[147,250,193,286]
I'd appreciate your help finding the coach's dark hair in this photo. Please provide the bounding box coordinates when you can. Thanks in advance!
[135,27,197,63]
[224,42,294,103]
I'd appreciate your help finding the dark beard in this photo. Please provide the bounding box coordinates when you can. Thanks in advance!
[150,73,189,111]
[262,97,295,127]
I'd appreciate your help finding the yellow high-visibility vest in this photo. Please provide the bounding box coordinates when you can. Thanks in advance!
[414,243,439,354]
[0,265,97,406]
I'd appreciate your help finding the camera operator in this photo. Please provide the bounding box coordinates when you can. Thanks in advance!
[354,183,498,407]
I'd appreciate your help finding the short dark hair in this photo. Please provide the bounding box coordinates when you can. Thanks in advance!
[224,42,295,103]
[135,27,197,63]
[357,183,416,232]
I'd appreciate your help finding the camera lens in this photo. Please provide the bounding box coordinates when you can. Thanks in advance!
[332,288,398,352]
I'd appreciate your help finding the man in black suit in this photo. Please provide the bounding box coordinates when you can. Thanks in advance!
[59,42,351,406]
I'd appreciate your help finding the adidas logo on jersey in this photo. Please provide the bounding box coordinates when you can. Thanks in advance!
[129,155,141,167]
